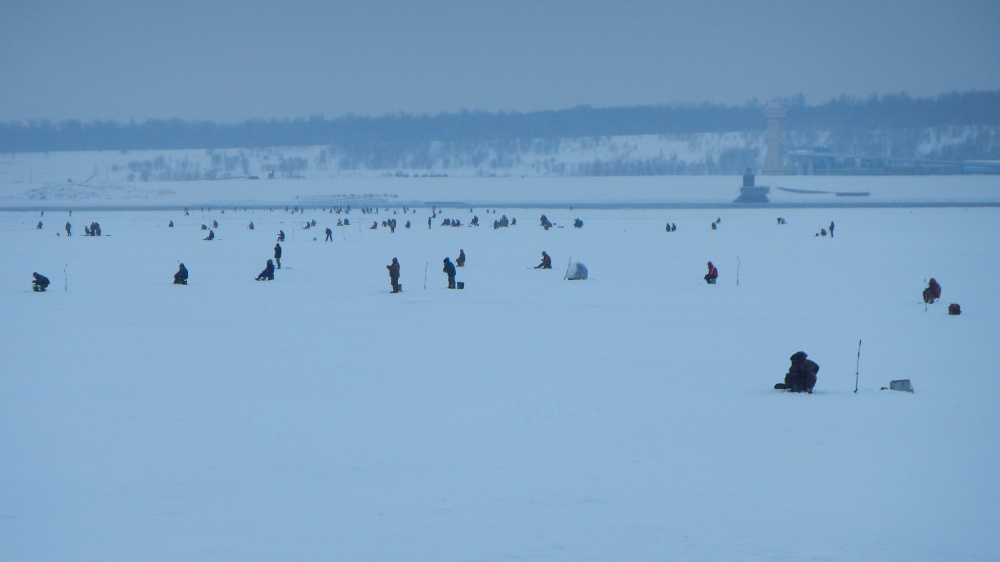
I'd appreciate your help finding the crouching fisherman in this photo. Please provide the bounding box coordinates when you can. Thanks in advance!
[32,272,50,292]
[255,259,275,281]
[534,251,552,269]
[173,263,188,285]
[704,261,718,284]
[774,351,819,393]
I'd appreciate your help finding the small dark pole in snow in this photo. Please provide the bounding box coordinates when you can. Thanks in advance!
[423,261,428,290]
[64,263,68,292]
[854,339,862,393]
[736,256,741,286]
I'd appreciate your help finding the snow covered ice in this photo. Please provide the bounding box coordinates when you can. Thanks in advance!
[2,176,1000,561]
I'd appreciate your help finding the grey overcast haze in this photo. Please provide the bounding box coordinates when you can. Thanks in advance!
[2,0,999,123]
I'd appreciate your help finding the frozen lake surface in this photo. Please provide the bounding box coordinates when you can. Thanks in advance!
[2,177,999,560]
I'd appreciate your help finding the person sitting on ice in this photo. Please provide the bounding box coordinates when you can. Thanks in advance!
[173,263,188,285]
[923,278,941,304]
[277,230,285,242]
[204,229,215,241]
[36,221,43,229]
[256,259,275,281]
[32,272,50,292]
[574,218,583,228]
[535,251,552,269]
[456,249,466,267]
[539,215,552,230]
[704,261,718,284]
[774,351,819,393]
[248,221,254,230]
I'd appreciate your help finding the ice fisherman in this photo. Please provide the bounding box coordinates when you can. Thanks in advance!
[204,229,215,241]
[443,257,457,289]
[325,228,333,241]
[774,351,819,393]
[173,263,188,285]
[387,257,401,293]
[256,259,275,281]
[704,261,718,284]
[274,243,282,269]
[535,251,552,269]
[32,272,50,292]
[456,249,466,267]
[923,278,941,304]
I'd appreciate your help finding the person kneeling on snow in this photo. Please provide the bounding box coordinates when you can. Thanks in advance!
[704,261,718,284]
[774,351,819,393]
[173,263,188,285]
[256,259,275,281]
[32,272,50,292]
[535,251,552,269]
[923,278,941,304]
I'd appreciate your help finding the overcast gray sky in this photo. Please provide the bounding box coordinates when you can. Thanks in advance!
[2,0,998,123]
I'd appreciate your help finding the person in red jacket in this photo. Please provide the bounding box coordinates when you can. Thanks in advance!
[704,261,718,284]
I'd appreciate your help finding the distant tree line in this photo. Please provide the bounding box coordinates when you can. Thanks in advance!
[1,91,998,154]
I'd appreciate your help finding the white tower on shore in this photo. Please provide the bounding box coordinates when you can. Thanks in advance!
[763,102,787,174]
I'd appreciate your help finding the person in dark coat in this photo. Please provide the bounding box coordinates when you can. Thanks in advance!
[173,263,188,285]
[204,229,215,241]
[704,261,718,284]
[775,351,819,393]
[325,228,333,241]
[923,278,941,304]
[387,257,401,293]
[274,243,282,269]
[456,249,466,267]
[65,222,72,236]
[535,251,552,269]
[256,259,275,281]
[32,272,50,292]
[443,257,457,289]
[277,230,285,242]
